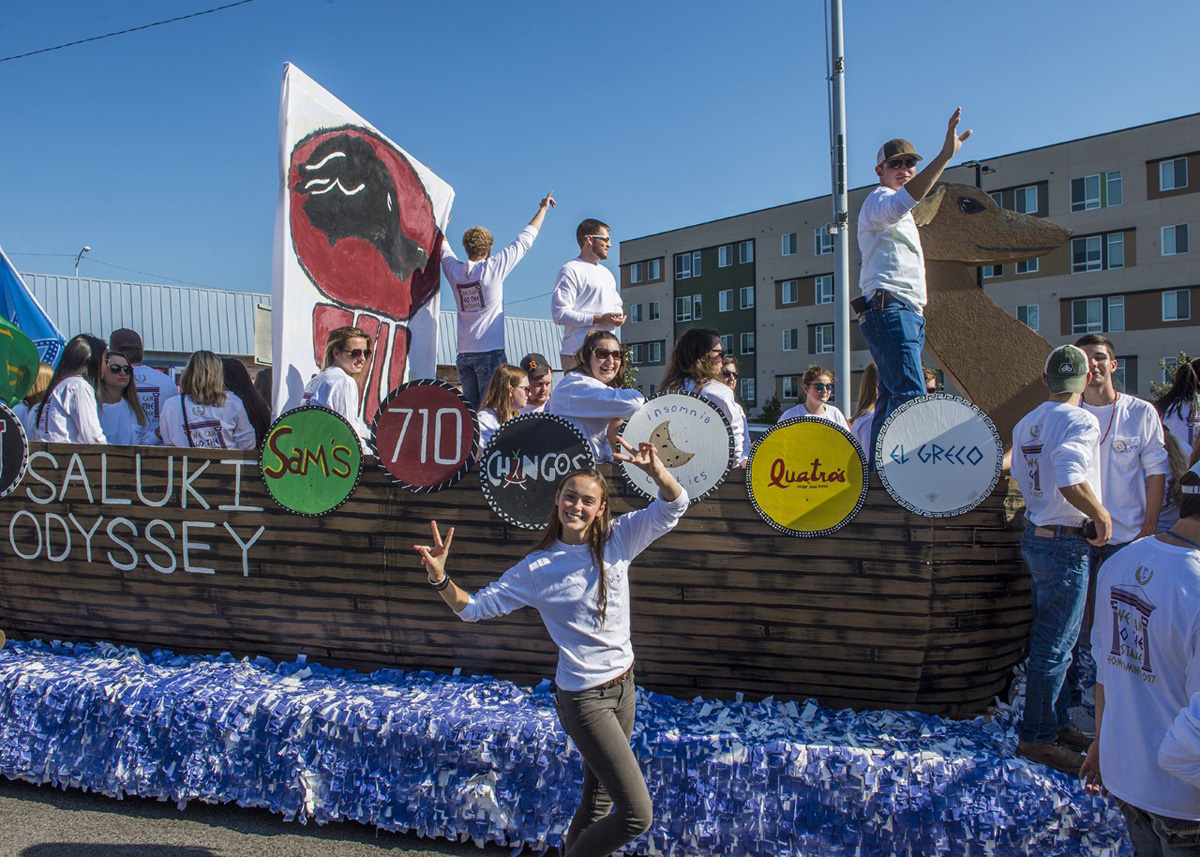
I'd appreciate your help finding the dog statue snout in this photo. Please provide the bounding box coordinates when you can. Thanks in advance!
[915,183,1072,265]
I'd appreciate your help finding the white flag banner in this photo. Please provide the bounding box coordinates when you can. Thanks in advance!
[271,63,453,422]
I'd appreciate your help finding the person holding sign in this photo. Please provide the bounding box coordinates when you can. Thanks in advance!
[98,350,159,445]
[660,329,746,466]
[35,334,109,444]
[476,364,531,450]
[294,326,373,445]
[781,365,850,430]
[160,351,255,450]
[548,331,644,463]
[414,442,687,857]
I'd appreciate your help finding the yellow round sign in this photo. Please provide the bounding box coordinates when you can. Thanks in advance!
[746,417,868,537]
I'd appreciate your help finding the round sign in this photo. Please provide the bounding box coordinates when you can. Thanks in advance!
[0,319,40,407]
[0,402,29,499]
[875,393,1003,518]
[746,417,868,537]
[371,380,476,492]
[618,391,732,503]
[260,406,364,516]
[479,413,595,530]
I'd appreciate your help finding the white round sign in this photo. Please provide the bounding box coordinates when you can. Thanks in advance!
[875,394,1003,518]
[618,391,733,503]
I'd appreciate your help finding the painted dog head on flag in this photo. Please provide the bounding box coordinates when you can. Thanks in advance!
[288,125,443,420]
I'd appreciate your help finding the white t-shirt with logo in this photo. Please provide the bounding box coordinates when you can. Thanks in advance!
[160,393,255,450]
[441,225,537,355]
[1011,400,1102,527]
[1082,394,1169,544]
[1092,537,1200,820]
[132,364,179,434]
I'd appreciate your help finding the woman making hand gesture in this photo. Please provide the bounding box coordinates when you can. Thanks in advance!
[414,439,686,857]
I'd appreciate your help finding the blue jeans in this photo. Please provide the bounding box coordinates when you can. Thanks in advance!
[1117,798,1200,857]
[859,298,926,465]
[1019,526,1091,743]
[456,348,507,411]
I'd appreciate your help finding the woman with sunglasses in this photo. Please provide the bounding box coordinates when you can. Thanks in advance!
[476,364,530,450]
[298,326,373,445]
[720,356,752,463]
[781,364,849,429]
[414,441,687,857]
[548,330,644,463]
[35,333,109,444]
[97,350,158,445]
[659,328,746,466]
[160,351,256,450]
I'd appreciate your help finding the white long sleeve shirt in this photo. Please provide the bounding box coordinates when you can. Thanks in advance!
[1161,692,1200,790]
[442,225,538,354]
[1011,401,1102,527]
[36,376,107,444]
[296,366,371,445]
[458,489,689,691]
[683,379,746,466]
[551,258,622,357]
[160,393,255,450]
[857,185,926,312]
[547,372,644,463]
[780,402,850,431]
[99,399,161,446]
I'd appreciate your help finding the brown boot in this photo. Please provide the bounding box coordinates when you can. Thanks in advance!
[1057,725,1093,753]
[1017,740,1085,774]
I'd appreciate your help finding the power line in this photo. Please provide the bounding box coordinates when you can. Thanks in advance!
[9,251,224,290]
[0,0,259,64]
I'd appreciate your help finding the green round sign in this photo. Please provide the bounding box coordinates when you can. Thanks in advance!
[0,318,41,407]
[260,406,364,516]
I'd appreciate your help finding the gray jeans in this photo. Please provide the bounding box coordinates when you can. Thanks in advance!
[1117,798,1200,857]
[554,671,652,857]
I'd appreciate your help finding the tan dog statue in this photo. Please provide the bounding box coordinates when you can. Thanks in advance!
[914,183,1071,442]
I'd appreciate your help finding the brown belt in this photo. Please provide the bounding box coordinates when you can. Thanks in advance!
[1033,524,1087,538]
[594,663,635,691]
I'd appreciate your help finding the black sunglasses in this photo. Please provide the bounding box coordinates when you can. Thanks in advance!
[107,364,132,375]
[339,347,372,360]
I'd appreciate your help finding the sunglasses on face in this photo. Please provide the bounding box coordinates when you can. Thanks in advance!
[108,364,132,376]
[885,158,918,170]
[808,383,834,392]
[339,348,372,360]
[592,348,622,361]
[587,234,612,245]
[722,370,739,379]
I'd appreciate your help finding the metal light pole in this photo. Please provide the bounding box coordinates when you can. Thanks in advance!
[74,245,91,278]
[827,0,851,415]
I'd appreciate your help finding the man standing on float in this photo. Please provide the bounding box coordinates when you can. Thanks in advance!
[856,109,971,461]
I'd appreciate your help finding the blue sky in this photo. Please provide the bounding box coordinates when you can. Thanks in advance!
[3,0,1198,322]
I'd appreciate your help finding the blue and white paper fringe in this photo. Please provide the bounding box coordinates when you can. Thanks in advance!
[0,641,1129,856]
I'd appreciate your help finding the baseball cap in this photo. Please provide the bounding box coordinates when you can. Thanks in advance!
[519,353,551,380]
[876,139,923,167]
[1044,344,1089,394]
[109,328,143,352]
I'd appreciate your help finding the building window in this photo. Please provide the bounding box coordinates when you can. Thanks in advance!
[813,323,834,354]
[1163,224,1190,256]
[1017,304,1039,331]
[1108,295,1125,332]
[630,263,643,284]
[1108,171,1124,207]
[1164,289,1191,322]
[782,328,799,352]
[718,289,733,312]
[1071,298,1103,334]
[718,244,733,267]
[814,226,834,256]
[1014,185,1038,214]
[739,240,754,263]
[1072,233,1124,272]
[780,279,799,305]
[675,296,694,321]
[815,275,834,305]
[782,376,799,399]
[630,304,642,323]
[720,334,733,354]
[982,265,1003,278]
[649,301,660,321]
[648,259,661,280]
[1071,171,1122,211]
[1161,157,1189,192]
[674,250,701,280]
[1115,355,1137,395]
[630,344,644,364]
[649,341,663,363]
[1016,257,1039,274]
[741,377,756,404]
[740,286,755,309]
[740,332,756,356]
[782,232,798,256]
[989,191,1003,207]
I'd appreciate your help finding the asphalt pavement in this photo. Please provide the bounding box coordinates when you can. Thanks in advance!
[0,777,518,857]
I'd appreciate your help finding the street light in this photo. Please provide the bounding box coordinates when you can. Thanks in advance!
[74,245,91,278]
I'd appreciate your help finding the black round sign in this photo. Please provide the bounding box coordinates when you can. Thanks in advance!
[479,413,595,530]
[0,402,29,499]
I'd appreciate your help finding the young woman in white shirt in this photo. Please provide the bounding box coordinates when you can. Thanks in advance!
[780,365,849,429]
[97,350,159,446]
[475,364,530,450]
[298,326,373,444]
[35,334,109,444]
[547,331,645,463]
[720,356,752,463]
[659,328,746,466]
[414,442,687,857]
[159,351,255,450]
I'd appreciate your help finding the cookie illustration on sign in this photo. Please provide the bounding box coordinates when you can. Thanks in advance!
[649,421,695,467]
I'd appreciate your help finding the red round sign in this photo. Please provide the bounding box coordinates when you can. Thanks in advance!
[371,380,477,492]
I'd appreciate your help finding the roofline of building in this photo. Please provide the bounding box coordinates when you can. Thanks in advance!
[621,110,1200,247]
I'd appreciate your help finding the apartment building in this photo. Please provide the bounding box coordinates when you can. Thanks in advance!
[619,112,1200,415]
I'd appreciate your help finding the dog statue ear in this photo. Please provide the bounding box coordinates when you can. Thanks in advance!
[913,186,947,227]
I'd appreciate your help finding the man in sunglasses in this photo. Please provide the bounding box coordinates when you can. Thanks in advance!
[552,218,625,371]
[856,108,971,463]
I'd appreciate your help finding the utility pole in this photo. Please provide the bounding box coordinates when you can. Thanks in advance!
[828,0,851,415]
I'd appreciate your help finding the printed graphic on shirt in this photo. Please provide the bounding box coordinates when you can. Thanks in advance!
[1021,443,1043,497]
[1112,435,1141,456]
[456,281,485,313]
[139,389,162,420]
[1105,573,1157,682]
[186,417,228,450]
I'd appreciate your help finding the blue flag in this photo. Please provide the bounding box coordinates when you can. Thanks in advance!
[0,244,65,366]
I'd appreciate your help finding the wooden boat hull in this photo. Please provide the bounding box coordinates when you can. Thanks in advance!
[0,444,1030,716]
